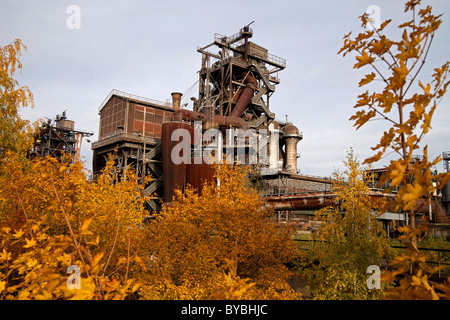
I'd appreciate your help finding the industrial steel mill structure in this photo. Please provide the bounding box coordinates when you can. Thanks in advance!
[89,26,450,235]
[31,111,93,163]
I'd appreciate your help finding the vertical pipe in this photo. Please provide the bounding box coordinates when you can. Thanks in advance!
[75,132,82,162]
[171,92,182,110]
[428,197,433,222]
[244,36,249,61]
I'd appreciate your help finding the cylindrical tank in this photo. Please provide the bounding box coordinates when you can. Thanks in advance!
[268,122,282,170]
[171,92,182,110]
[162,122,190,202]
[282,124,302,174]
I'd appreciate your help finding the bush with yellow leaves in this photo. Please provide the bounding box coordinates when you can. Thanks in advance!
[139,164,301,300]
[0,152,147,299]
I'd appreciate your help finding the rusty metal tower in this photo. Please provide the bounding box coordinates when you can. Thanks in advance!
[30,111,93,162]
[195,22,286,129]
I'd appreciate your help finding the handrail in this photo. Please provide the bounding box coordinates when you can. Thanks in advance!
[212,31,285,68]
[98,89,171,112]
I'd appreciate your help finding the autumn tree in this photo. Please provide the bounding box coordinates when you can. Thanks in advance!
[0,38,154,299]
[139,164,301,300]
[0,152,149,299]
[299,149,391,299]
[339,0,450,299]
[0,39,34,163]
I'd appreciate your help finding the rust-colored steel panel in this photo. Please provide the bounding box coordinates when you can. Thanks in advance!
[162,120,215,202]
[186,159,215,195]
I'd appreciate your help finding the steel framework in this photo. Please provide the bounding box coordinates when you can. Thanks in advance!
[30,112,93,162]
[196,24,286,130]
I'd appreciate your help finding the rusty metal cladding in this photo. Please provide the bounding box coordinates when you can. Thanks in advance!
[162,119,216,201]
[162,122,190,203]
[186,159,216,195]
[414,198,449,223]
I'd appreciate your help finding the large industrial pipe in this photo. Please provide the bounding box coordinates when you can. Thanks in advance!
[213,115,249,131]
[230,75,258,118]
[172,109,206,122]
[171,92,183,110]
[264,193,338,211]
[164,83,256,203]
[172,108,249,131]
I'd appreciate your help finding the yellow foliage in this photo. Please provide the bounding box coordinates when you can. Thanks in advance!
[0,39,34,163]
[139,164,301,300]
[0,151,146,300]
[340,0,450,300]
[303,149,391,300]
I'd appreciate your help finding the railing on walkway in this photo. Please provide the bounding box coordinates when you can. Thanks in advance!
[98,89,171,112]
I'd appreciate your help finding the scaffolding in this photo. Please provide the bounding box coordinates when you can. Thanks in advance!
[91,90,174,214]
[195,24,286,130]
[30,111,93,162]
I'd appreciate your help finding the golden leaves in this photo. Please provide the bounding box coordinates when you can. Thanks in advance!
[340,1,450,300]
[13,229,25,239]
[0,150,148,300]
[133,255,147,272]
[387,160,406,188]
[79,217,93,236]
[23,238,37,248]
[353,50,375,69]
[379,19,392,31]
[350,109,376,130]
[341,1,449,216]
[0,249,11,262]
[140,164,300,300]
[0,39,35,164]
[401,183,423,210]
[358,72,376,87]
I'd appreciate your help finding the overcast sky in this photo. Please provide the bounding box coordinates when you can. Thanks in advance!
[1,0,449,177]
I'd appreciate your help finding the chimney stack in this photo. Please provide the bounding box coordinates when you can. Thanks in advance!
[171,92,182,110]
